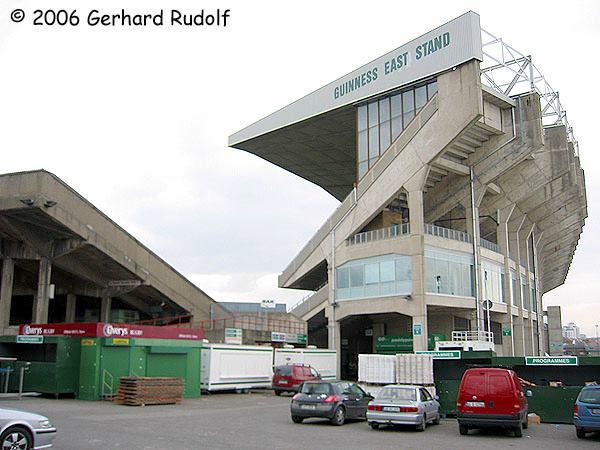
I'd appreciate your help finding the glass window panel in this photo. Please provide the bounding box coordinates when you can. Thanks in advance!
[358,161,368,179]
[368,102,379,128]
[415,86,427,110]
[379,120,391,153]
[358,105,368,131]
[365,263,379,284]
[358,130,368,162]
[368,126,379,165]
[379,98,390,122]
[365,283,379,297]
[336,268,349,289]
[391,116,403,141]
[427,81,438,99]
[402,90,415,113]
[350,266,364,287]
[403,111,415,127]
[380,260,395,282]
[391,94,402,118]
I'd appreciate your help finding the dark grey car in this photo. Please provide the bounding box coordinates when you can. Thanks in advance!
[290,381,373,425]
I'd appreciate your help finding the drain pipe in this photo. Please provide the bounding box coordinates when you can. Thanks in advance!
[470,167,482,337]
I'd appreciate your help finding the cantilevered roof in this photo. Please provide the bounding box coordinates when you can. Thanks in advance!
[229,11,483,200]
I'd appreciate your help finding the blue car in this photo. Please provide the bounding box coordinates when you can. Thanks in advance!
[574,385,600,439]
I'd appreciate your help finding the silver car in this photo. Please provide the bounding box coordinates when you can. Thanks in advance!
[0,407,57,449]
[366,385,441,431]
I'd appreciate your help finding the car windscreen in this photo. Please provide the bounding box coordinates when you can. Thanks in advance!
[301,383,331,395]
[376,387,416,401]
[579,388,600,404]
[275,366,292,376]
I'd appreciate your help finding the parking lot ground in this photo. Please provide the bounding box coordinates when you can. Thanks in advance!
[1,391,598,449]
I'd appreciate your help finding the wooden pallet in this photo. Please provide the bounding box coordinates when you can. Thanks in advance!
[114,377,184,406]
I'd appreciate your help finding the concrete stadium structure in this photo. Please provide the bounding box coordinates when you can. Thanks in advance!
[0,170,225,335]
[230,12,587,378]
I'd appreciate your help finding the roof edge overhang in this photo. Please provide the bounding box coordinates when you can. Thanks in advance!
[229,11,483,148]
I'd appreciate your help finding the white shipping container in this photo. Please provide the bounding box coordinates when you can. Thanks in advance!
[201,343,274,392]
[358,354,396,384]
[396,354,433,385]
[274,348,337,380]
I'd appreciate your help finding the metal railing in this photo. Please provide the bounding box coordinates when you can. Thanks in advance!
[425,224,472,243]
[288,284,328,317]
[480,28,578,155]
[452,330,494,343]
[480,238,501,253]
[129,314,194,327]
[347,223,410,246]
[101,370,114,399]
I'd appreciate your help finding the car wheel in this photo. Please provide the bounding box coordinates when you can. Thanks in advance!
[416,414,426,431]
[0,426,33,450]
[514,423,523,438]
[459,424,469,435]
[576,427,586,439]
[274,390,281,396]
[330,407,346,426]
[432,413,440,425]
[523,414,528,429]
[369,422,379,430]
[291,415,303,424]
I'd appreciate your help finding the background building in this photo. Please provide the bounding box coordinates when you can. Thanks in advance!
[230,12,587,378]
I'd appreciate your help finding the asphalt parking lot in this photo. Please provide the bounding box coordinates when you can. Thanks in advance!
[1,391,599,449]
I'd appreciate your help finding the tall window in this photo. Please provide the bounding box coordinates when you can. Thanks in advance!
[510,271,517,306]
[357,80,437,180]
[425,248,474,297]
[336,254,412,301]
[521,276,529,310]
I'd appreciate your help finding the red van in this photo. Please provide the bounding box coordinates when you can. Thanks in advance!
[457,368,528,437]
[272,364,321,395]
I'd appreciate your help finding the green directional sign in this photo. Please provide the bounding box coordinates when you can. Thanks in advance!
[502,327,512,337]
[525,356,578,366]
[16,335,43,344]
[416,350,461,359]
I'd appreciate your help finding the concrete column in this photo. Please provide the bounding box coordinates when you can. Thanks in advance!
[498,205,516,355]
[0,258,15,329]
[100,296,112,323]
[546,305,563,356]
[407,189,428,352]
[33,257,52,323]
[326,306,341,378]
[65,293,77,322]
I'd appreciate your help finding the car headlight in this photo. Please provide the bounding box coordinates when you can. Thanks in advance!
[38,419,52,428]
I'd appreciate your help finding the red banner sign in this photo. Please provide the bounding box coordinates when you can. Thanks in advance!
[19,323,204,341]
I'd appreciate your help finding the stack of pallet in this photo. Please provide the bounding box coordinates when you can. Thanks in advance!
[114,377,184,406]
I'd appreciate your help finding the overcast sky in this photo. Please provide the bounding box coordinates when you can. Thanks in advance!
[1,1,598,335]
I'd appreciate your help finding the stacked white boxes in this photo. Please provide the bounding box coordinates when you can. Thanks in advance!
[395,354,434,385]
[201,343,274,392]
[358,354,396,384]
[273,348,337,380]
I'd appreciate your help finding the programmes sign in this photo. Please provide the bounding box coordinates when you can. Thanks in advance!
[525,356,578,366]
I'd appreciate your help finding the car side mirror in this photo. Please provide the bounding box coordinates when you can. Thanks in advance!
[526,390,532,397]
[434,395,439,401]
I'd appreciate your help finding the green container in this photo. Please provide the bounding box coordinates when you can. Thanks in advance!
[0,336,81,396]
[78,337,201,400]
[527,386,581,423]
